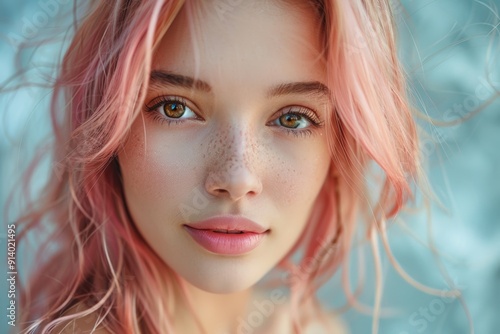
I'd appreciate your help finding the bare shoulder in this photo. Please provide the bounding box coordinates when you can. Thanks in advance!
[52,302,112,334]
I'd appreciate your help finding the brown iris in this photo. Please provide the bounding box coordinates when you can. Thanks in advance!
[279,113,302,128]
[163,102,185,118]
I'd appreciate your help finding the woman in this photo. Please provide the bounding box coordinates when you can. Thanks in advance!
[15,0,422,333]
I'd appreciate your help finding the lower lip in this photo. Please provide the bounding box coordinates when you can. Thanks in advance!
[183,226,266,255]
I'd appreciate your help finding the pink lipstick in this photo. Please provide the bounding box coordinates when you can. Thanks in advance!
[183,216,269,255]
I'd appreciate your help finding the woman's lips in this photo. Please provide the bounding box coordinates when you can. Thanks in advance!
[183,216,269,255]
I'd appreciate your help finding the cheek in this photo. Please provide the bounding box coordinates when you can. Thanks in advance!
[117,122,199,223]
[266,138,331,210]
[261,138,331,261]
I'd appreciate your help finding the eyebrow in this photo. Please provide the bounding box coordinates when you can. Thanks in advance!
[267,81,331,99]
[149,70,331,98]
[149,70,212,92]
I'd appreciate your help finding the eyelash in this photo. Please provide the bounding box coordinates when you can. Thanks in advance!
[144,95,199,126]
[272,107,324,138]
[144,95,324,137]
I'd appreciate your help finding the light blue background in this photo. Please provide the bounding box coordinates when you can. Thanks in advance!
[1,1,499,333]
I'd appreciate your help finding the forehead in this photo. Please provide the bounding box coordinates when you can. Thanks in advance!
[151,0,326,87]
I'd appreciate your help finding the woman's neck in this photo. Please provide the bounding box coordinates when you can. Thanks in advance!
[171,279,255,334]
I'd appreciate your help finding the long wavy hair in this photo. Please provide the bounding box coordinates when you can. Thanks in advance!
[12,0,430,333]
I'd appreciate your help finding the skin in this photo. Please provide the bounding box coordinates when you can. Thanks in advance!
[116,0,334,332]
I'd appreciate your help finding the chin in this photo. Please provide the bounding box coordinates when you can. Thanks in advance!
[180,264,265,294]
[194,281,253,294]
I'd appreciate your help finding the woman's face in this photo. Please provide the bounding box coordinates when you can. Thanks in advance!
[118,0,332,293]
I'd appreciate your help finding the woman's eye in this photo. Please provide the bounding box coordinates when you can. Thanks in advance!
[160,101,196,119]
[162,101,185,118]
[145,96,198,123]
[268,107,324,137]
[271,107,322,130]
[276,113,310,129]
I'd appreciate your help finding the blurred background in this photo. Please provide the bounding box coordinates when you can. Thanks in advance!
[1,0,499,333]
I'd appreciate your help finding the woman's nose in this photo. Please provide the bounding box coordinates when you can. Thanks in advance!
[204,129,263,201]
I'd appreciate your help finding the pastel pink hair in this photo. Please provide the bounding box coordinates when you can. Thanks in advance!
[13,0,427,333]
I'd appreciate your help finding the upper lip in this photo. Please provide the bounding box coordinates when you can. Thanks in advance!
[184,215,269,234]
